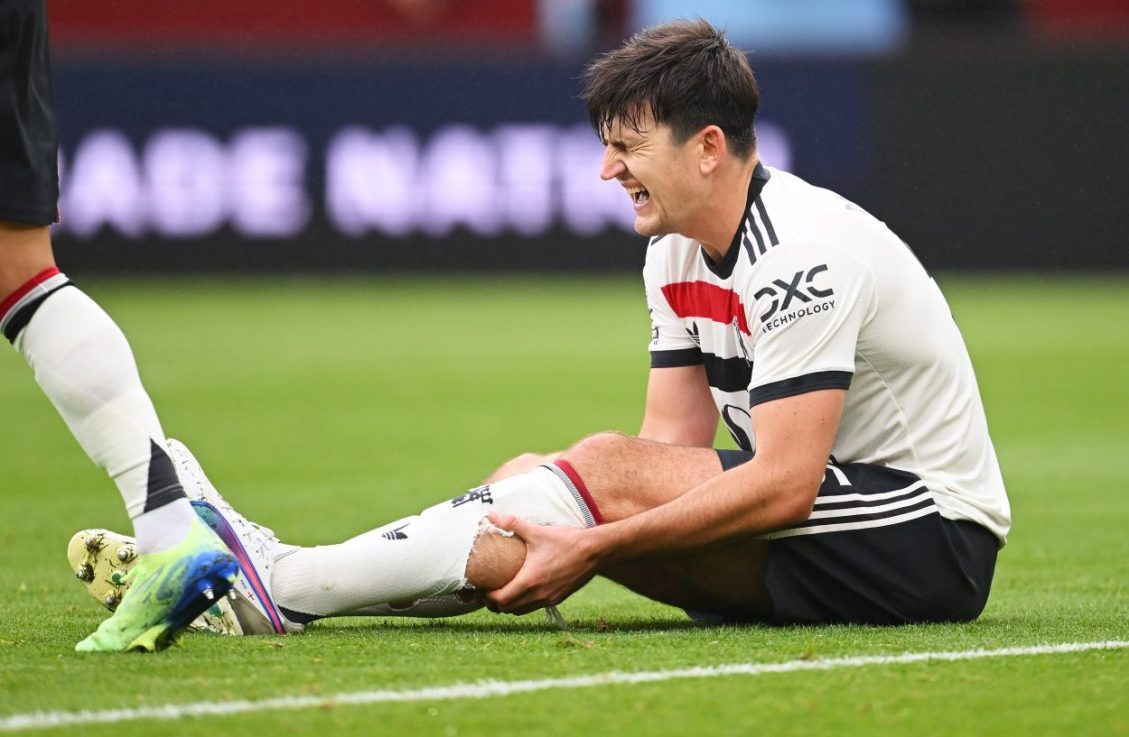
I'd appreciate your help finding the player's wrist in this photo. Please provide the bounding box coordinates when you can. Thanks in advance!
[586,520,639,569]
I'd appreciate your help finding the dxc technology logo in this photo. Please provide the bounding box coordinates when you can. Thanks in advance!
[754,264,836,332]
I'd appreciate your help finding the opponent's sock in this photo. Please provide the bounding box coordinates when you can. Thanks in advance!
[131,498,195,555]
[3,269,194,553]
[271,463,602,619]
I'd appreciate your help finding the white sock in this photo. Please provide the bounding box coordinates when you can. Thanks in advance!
[131,498,195,555]
[4,271,194,553]
[271,464,600,619]
[344,595,483,619]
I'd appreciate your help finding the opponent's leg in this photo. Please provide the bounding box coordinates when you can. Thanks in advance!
[2,234,240,652]
[2,230,201,553]
[2,0,234,651]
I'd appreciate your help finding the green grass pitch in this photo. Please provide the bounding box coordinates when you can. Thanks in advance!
[0,274,1126,736]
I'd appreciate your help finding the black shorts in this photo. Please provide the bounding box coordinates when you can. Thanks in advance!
[0,0,59,225]
[717,450,999,626]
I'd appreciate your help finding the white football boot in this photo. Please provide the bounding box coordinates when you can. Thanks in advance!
[166,439,304,635]
[66,528,243,635]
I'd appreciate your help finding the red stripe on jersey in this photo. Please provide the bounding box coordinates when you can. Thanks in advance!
[661,281,751,335]
[1,267,62,318]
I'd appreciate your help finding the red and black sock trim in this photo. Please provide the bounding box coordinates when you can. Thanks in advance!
[549,459,605,526]
[1,267,72,343]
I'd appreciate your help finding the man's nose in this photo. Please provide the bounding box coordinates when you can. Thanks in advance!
[599,147,625,181]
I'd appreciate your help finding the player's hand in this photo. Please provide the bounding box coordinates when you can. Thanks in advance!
[483,514,599,616]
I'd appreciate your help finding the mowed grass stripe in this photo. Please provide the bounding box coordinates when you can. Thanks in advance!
[4,640,1126,732]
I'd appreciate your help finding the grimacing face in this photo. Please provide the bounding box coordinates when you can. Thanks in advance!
[598,112,703,239]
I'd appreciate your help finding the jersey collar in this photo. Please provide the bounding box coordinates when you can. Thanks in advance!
[701,162,770,280]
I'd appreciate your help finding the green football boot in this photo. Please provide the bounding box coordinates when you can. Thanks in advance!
[74,515,237,652]
[67,528,244,635]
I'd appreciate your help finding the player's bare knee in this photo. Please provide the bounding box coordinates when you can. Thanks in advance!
[464,521,526,591]
[561,431,632,471]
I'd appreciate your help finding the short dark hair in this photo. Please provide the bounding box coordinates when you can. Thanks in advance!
[583,18,760,158]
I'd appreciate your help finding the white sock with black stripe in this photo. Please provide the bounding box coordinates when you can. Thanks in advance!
[4,269,194,553]
[270,464,601,620]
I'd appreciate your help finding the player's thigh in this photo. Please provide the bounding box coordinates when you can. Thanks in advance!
[562,433,726,521]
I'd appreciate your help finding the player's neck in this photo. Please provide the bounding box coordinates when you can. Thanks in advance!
[696,157,760,263]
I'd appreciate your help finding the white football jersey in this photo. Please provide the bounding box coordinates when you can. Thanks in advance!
[644,164,1010,543]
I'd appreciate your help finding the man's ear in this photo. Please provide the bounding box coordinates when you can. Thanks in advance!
[698,125,726,175]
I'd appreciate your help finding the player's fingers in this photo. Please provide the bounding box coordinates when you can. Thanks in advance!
[487,513,537,541]
[484,577,523,610]
[486,512,518,533]
[486,568,545,613]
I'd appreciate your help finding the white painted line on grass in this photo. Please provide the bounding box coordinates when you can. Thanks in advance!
[3,640,1126,732]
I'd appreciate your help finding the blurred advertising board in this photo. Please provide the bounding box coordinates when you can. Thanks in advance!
[49,51,1129,272]
[51,58,856,272]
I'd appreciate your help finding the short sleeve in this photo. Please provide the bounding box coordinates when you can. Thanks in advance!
[745,243,874,406]
[644,246,701,369]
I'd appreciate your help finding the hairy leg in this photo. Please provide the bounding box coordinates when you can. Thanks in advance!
[601,542,771,621]
[272,433,769,622]
[563,433,724,517]
[559,432,772,617]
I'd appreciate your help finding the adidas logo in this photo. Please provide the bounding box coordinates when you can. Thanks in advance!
[381,524,409,541]
[451,485,494,508]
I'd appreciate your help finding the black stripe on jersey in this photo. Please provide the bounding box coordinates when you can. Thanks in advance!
[739,232,757,266]
[3,283,72,343]
[650,347,703,368]
[755,197,779,246]
[745,219,766,260]
[740,169,776,266]
[649,349,751,393]
[749,370,852,406]
[703,352,752,393]
[702,163,771,279]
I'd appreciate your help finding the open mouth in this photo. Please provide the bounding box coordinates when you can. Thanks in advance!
[627,185,650,207]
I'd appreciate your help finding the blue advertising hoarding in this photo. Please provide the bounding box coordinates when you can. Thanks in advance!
[50,56,868,272]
